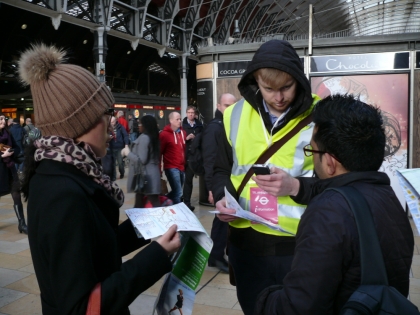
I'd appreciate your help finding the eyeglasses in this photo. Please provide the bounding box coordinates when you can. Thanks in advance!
[104,108,114,116]
[303,144,341,163]
[104,108,114,125]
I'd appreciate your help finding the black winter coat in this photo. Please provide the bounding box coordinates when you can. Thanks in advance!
[182,117,203,157]
[9,123,24,157]
[0,128,19,196]
[258,172,414,315]
[28,160,172,315]
[202,109,223,192]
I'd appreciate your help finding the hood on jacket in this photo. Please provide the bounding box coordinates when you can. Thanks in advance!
[162,124,185,144]
[238,40,313,131]
[214,109,223,120]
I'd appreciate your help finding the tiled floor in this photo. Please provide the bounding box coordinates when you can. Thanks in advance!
[0,175,420,314]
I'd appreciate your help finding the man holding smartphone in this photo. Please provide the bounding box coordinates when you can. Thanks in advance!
[212,40,320,314]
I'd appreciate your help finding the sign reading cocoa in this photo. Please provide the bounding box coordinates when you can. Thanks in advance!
[218,61,250,77]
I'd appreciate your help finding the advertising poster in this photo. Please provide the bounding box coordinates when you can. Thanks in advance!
[197,81,214,124]
[311,74,409,207]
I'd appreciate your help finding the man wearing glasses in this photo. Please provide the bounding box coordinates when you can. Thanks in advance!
[182,105,204,211]
[254,94,414,314]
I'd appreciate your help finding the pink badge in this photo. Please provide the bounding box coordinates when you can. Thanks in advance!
[249,187,278,224]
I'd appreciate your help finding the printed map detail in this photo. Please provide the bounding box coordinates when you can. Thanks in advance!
[397,169,420,234]
[126,203,207,239]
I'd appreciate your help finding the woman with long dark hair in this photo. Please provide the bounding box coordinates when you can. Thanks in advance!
[19,44,180,314]
[0,115,28,234]
[122,115,161,207]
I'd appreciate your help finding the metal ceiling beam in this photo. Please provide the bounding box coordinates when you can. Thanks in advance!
[182,0,204,53]
[236,0,259,37]
[216,0,243,43]
[199,0,223,38]
[123,0,151,50]
[2,0,187,55]
[245,3,270,39]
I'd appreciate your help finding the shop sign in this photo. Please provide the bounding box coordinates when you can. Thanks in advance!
[197,81,213,124]
[311,52,409,73]
[218,61,250,77]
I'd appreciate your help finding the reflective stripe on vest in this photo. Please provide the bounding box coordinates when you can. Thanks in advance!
[224,95,321,236]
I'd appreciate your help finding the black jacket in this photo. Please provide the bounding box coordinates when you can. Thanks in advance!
[212,40,314,203]
[257,172,414,315]
[9,123,24,156]
[202,109,224,192]
[182,117,203,157]
[28,160,172,315]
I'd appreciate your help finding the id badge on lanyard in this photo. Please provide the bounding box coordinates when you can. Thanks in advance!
[249,187,278,224]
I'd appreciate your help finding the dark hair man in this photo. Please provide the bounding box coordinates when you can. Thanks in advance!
[214,40,320,314]
[182,105,203,211]
[203,93,237,273]
[254,94,414,314]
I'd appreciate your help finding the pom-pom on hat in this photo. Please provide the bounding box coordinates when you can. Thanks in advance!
[18,43,114,139]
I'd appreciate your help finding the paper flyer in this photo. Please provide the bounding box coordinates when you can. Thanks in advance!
[154,232,212,315]
[125,203,208,239]
[209,187,294,235]
[125,205,213,315]
[396,169,420,233]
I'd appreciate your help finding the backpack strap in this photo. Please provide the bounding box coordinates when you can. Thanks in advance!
[237,114,312,197]
[327,186,388,285]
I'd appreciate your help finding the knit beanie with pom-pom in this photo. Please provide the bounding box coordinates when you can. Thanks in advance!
[18,43,114,139]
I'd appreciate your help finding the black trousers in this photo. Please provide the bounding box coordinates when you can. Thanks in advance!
[229,243,294,315]
[209,216,228,262]
[182,163,195,204]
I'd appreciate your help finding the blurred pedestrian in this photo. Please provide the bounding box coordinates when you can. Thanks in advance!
[110,116,129,179]
[0,115,27,234]
[122,115,161,207]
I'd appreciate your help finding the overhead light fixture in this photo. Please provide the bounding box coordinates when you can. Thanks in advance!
[21,98,24,101]
[233,20,240,36]
[127,51,131,54]
[83,40,88,44]
[21,24,27,30]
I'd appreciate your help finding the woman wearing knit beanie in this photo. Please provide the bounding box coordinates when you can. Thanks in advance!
[18,44,180,315]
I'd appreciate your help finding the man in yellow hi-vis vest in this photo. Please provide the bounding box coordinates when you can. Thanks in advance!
[213,40,320,314]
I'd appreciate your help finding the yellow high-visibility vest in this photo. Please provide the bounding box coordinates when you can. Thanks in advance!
[224,95,320,236]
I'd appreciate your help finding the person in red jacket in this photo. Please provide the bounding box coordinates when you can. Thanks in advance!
[160,112,186,204]
[117,111,130,135]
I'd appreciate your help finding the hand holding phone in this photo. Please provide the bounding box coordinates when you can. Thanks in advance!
[252,164,271,175]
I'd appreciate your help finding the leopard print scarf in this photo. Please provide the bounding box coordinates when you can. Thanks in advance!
[34,136,124,206]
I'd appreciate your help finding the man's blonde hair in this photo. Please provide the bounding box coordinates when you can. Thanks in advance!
[253,68,294,87]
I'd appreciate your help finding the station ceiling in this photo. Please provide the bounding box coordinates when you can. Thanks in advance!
[0,0,419,104]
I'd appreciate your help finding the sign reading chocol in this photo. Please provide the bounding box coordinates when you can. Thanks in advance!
[310,52,410,73]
